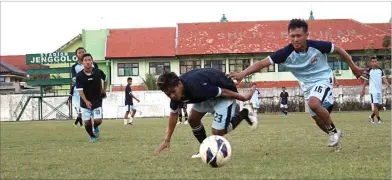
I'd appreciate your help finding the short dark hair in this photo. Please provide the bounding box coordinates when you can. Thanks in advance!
[157,71,179,93]
[127,77,133,81]
[282,87,286,89]
[75,47,86,54]
[370,56,377,60]
[82,53,93,60]
[288,19,308,33]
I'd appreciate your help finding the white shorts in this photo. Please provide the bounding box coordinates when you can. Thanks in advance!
[304,83,334,117]
[370,93,382,105]
[81,107,103,121]
[124,105,137,112]
[280,104,288,109]
[192,98,237,130]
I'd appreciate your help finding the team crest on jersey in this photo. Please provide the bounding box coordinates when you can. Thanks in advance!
[88,78,93,81]
[311,57,317,63]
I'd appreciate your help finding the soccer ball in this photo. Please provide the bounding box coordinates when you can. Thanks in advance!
[199,135,232,168]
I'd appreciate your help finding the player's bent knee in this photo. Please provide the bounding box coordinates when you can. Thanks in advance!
[94,119,102,125]
[212,128,226,136]
[308,97,321,110]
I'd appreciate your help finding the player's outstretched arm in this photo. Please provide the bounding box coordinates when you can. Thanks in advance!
[230,58,271,82]
[220,86,256,101]
[155,112,178,155]
[360,80,368,97]
[333,46,364,78]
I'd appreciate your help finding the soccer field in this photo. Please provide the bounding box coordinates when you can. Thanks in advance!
[1,111,391,179]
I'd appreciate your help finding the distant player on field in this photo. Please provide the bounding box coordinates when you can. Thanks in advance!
[124,77,140,126]
[70,47,99,127]
[154,68,257,158]
[230,19,364,148]
[360,56,390,123]
[250,83,261,114]
[280,87,289,117]
[76,53,107,143]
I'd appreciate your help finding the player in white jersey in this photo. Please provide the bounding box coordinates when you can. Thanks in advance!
[70,47,99,127]
[360,57,390,123]
[230,19,364,149]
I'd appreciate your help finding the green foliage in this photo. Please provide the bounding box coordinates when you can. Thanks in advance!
[142,73,158,90]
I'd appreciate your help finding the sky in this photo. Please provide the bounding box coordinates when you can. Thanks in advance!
[1,0,391,55]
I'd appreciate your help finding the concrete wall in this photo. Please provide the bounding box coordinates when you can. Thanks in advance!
[1,86,390,121]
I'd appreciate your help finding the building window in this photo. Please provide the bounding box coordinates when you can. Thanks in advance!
[229,59,250,72]
[118,63,139,76]
[328,57,349,70]
[149,62,170,75]
[0,77,4,82]
[180,60,201,74]
[204,60,226,73]
[254,59,275,72]
[278,64,290,72]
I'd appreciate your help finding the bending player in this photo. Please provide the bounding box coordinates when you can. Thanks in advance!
[360,56,390,123]
[75,53,107,143]
[230,19,364,149]
[154,68,257,158]
[70,47,99,127]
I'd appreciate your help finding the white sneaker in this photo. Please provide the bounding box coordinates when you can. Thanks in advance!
[177,122,182,125]
[328,129,343,147]
[184,121,189,125]
[243,104,258,130]
[191,153,201,158]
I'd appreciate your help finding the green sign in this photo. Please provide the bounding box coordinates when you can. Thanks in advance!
[26,52,77,64]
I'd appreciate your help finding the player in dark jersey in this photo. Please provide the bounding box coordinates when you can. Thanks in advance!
[75,53,107,143]
[154,68,258,158]
[279,87,289,117]
[124,77,140,126]
[177,102,188,124]
[69,47,99,128]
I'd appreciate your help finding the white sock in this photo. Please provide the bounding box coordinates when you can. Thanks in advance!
[124,118,128,125]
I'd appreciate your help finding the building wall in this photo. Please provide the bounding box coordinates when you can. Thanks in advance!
[83,29,110,90]
[111,57,178,87]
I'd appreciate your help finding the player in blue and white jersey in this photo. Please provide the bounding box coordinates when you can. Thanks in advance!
[230,19,364,148]
[361,56,390,123]
[154,68,258,158]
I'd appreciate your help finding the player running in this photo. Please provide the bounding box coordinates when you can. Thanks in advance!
[230,19,364,149]
[75,53,107,143]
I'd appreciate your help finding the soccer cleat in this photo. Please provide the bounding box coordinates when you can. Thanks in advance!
[191,152,201,159]
[243,104,258,130]
[378,120,384,124]
[94,126,100,138]
[328,129,343,147]
[369,115,375,123]
[89,137,97,143]
[184,121,189,125]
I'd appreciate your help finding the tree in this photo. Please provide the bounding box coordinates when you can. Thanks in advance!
[142,73,158,90]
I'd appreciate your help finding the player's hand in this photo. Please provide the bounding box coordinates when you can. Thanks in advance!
[360,91,365,98]
[243,86,256,101]
[85,100,92,109]
[154,140,170,155]
[101,90,107,98]
[352,66,368,80]
[229,72,245,83]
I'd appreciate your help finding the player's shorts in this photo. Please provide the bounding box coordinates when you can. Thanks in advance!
[304,83,334,117]
[124,104,137,112]
[81,107,103,121]
[280,104,288,109]
[72,88,81,113]
[192,98,237,130]
[370,93,382,105]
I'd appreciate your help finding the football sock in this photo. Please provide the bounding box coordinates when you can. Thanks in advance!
[84,124,95,138]
[371,113,375,119]
[377,116,381,121]
[226,109,248,132]
[192,124,207,144]
[326,123,337,133]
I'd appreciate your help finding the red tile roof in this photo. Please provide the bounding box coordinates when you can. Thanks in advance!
[0,55,48,71]
[177,19,388,55]
[365,23,391,33]
[106,27,176,58]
